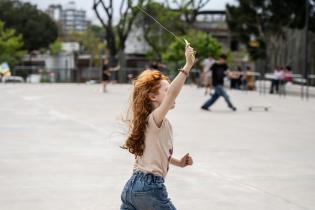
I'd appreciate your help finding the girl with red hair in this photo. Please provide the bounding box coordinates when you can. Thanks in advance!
[121,44,195,210]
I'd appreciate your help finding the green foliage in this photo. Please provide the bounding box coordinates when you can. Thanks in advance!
[0,0,58,51]
[162,30,222,66]
[138,2,185,60]
[70,27,106,67]
[49,40,63,55]
[140,1,221,64]
[88,25,105,40]
[0,20,25,67]
[227,0,315,60]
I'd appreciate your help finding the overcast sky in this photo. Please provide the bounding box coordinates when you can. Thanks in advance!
[21,0,237,24]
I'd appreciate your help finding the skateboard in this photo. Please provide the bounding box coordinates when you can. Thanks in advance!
[248,106,271,111]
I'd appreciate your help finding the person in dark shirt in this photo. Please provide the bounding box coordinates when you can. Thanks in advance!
[201,54,237,111]
[101,58,120,93]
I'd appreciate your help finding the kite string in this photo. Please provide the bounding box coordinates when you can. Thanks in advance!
[136,6,186,46]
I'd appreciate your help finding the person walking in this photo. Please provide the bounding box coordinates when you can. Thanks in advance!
[120,43,195,210]
[101,58,120,93]
[201,54,237,111]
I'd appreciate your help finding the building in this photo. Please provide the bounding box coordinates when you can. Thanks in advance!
[46,4,62,22]
[46,1,88,35]
[193,10,231,51]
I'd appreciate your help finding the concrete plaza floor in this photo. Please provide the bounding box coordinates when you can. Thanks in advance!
[1,83,315,210]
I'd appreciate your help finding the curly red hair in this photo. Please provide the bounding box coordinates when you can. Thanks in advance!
[122,69,169,157]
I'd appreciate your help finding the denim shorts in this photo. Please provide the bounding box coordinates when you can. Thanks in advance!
[120,171,176,210]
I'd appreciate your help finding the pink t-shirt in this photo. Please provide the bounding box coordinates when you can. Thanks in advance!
[134,113,173,177]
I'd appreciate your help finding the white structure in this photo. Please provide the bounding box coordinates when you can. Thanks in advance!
[46,4,62,22]
[62,42,80,53]
[46,1,88,34]
[21,53,75,82]
[124,24,151,54]
[44,53,75,71]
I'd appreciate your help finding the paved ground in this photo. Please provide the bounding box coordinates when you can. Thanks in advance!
[1,83,315,210]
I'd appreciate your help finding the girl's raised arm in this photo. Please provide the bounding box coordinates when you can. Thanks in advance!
[153,45,195,126]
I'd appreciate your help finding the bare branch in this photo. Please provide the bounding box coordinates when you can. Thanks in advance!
[165,0,171,8]
[93,0,107,29]
[173,0,182,8]
[100,0,113,20]
[120,0,126,16]
[176,0,210,23]
[93,0,148,61]
[116,1,130,42]
[196,0,210,10]
[184,0,193,9]
[117,0,145,47]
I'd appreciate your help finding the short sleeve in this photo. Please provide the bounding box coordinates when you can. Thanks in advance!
[147,113,164,132]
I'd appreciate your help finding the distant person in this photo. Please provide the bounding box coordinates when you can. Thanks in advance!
[270,66,282,94]
[278,66,286,93]
[201,54,215,95]
[284,66,293,83]
[149,60,167,72]
[149,60,159,70]
[230,66,242,89]
[279,66,285,82]
[101,58,120,93]
[279,66,293,95]
[120,44,195,210]
[244,66,255,90]
[201,54,237,111]
[236,66,243,89]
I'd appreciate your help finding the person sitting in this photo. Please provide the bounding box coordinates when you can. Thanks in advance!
[284,66,293,83]
[230,67,242,90]
[245,66,255,90]
[278,66,293,96]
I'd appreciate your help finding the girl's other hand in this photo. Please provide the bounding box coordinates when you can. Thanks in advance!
[179,153,193,167]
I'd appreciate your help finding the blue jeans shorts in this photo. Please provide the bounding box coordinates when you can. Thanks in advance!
[120,171,176,210]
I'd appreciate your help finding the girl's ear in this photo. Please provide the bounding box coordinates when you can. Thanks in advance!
[149,93,157,101]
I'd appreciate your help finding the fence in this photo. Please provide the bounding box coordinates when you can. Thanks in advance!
[8,66,315,99]
[12,66,153,83]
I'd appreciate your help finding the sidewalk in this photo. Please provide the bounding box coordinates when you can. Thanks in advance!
[1,84,315,210]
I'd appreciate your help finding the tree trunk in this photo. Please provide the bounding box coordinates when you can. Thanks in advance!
[117,50,126,83]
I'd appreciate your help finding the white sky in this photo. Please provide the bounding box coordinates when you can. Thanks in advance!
[21,0,237,24]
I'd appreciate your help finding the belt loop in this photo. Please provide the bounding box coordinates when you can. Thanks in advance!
[147,174,152,183]
[130,174,136,184]
[131,171,139,183]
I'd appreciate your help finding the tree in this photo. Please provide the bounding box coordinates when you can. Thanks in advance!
[93,0,147,58]
[226,0,315,60]
[138,1,212,61]
[0,20,25,67]
[49,40,63,55]
[162,29,221,68]
[171,0,211,24]
[70,27,106,67]
[136,2,185,60]
[0,0,58,52]
[93,0,149,82]
[88,25,106,40]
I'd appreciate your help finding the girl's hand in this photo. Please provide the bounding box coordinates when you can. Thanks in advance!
[179,153,193,167]
[185,44,195,68]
